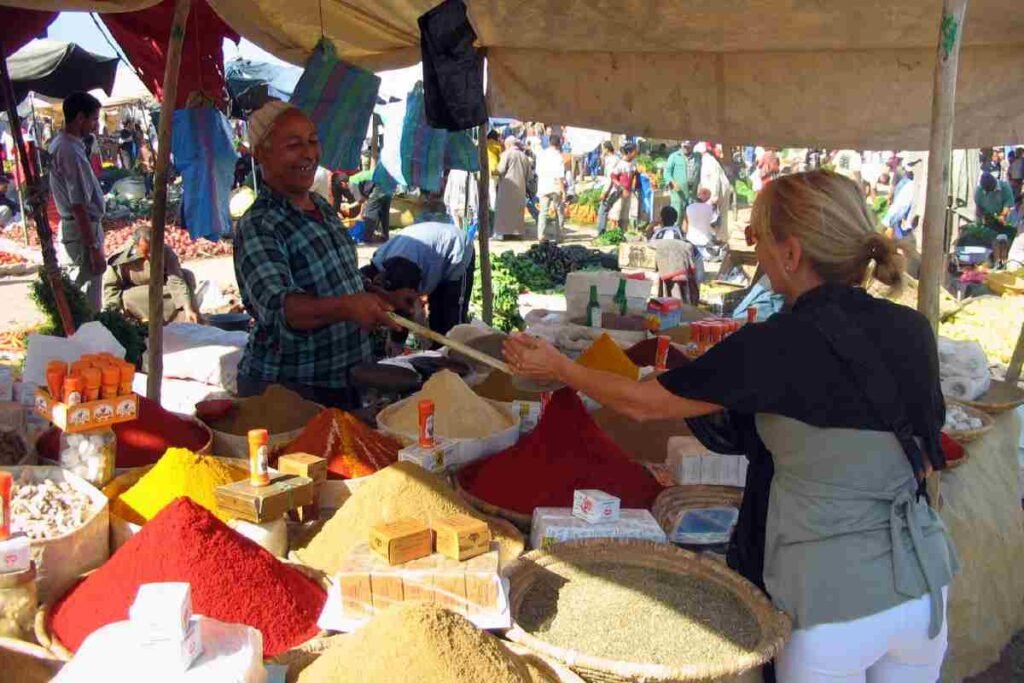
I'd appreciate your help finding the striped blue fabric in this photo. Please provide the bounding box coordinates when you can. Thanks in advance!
[290,39,380,171]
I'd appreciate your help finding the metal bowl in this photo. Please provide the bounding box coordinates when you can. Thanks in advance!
[206,312,252,331]
[955,246,991,265]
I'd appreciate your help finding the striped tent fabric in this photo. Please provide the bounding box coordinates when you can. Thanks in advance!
[290,38,381,171]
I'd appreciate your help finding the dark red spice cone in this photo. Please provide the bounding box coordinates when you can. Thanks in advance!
[458,388,663,514]
[49,497,324,656]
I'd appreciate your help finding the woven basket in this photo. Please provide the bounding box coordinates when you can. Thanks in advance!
[0,635,64,683]
[504,539,791,683]
[956,379,1024,415]
[35,560,331,663]
[652,485,744,546]
[943,401,996,445]
[505,641,587,683]
[455,478,533,533]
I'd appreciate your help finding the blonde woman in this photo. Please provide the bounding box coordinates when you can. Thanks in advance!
[504,170,958,682]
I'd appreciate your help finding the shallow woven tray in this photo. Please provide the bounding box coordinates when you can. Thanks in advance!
[651,485,744,544]
[942,401,996,445]
[505,641,587,683]
[504,539,791,683]
[35,561,330,662]
[954,379,1024,414]
[0,636,64,683]
[455,478,533,532]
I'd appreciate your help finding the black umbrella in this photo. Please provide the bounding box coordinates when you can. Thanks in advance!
[8,39,118,104]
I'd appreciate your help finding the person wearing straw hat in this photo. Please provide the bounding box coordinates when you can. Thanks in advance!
[505,170,958,683]
[233,101,413,409]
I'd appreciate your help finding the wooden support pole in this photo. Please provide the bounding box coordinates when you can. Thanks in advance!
[1005,321,1024,386]
[918,0,969,332]
[476,123,493,326]
[0,40,75,336]
[147,0,192,404]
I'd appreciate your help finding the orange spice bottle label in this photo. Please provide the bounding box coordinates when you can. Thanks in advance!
[418,400,435,448]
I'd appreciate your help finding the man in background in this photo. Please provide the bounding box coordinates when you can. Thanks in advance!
[49,92,106,310]
[663,141,700,217]
[0,175,20,227]
[975,172,1015,239]
[103,225,200,324]
[596,142,637,234]
[535,134,566,242]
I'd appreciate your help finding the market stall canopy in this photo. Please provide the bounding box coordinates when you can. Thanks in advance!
[8,39,118,103]
[225,57,302,116]
[8,1,1024,148]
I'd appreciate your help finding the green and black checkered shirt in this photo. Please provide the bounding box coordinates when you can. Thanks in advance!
[234,188,370,388]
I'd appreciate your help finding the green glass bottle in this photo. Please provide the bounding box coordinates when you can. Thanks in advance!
[587,284,602,328]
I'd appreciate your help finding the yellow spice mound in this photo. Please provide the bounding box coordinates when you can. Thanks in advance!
[385,369,512,439]
[576,333,639,380]
[111,448,247,525]
[293,461,523,572]
[297,604,531,683]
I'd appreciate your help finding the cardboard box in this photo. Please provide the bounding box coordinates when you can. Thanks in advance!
[214,472,314,524]
[33,388,138,433]
[279,453,327,522]
[130,582,192,640]
[0,534,31,573]
[397,438,459,474]
[530,508,668,549]
[137,617,202,672]
[432,514,491,561]
[369,518,432,565]
[646,298,683,332]
[617,243,659,270]
[572,489,621,524]
[333,544,502,620]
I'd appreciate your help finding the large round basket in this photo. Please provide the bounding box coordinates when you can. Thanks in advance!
[504,539,791,683]
[0,635,64,683]
[505,641,587,683]
[102,456,249,551]
[942,401,995,445]
[651,485,744,544]
[954,379,1024,415]
[36,561,331,663]
[455,477,533,533]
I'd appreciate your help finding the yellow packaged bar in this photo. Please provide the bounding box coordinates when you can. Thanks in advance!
[337,544,374,618]
[278,453,328,522]
[433,555,468,615]
[464,546,501,615]
[368,518,433,566]
[432,513,492,561]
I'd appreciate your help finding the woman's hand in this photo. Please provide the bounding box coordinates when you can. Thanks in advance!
[503,333,569,381]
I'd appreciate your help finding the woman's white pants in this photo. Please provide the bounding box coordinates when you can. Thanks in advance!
[776,588,948,683]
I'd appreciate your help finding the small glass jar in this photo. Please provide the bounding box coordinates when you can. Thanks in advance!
[60,427,116,487]
[0,562,37,640]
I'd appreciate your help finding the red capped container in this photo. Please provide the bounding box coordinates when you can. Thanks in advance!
[418,400,436,447]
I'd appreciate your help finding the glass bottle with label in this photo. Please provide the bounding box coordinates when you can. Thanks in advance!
[586,285,602,328]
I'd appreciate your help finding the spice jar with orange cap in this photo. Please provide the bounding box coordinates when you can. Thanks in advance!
[117,361,135,396]
[62,375,84,406]
[45,361,67,399]
[248,429,270,487]
[82,368,102,402]
[100,365,120,400]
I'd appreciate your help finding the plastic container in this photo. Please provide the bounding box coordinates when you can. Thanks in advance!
[59,428,116,487]
[100,366,119,400]
[418,400,435,447]
[0,471,10,540]
[0,562,37,640]
[118,362,135,396]
[82,368,101,402]
[247,429,270,487]
[61,376,83,406]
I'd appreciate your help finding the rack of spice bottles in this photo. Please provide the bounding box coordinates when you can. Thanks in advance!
[35,353,139,487]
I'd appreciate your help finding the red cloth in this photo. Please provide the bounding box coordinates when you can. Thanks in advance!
[0,8,56,55]
[102,0,238,109]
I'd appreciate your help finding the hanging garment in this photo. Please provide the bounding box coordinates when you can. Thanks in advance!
[171,107,238,241]
[418,0,487,131]
[290,38,381,172]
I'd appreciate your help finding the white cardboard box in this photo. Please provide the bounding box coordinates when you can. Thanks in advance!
[130,582,193,640]
[530,508,667,549]
[137,617,202,672]
[397,438,460,473]
[0,534,31,573]
[572,490,621,524]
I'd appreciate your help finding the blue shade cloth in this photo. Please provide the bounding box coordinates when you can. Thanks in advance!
[290,39,381,172]
[373,83,479,193]
[171,107,237,241]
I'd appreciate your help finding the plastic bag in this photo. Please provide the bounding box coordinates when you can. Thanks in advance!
[666,506,739,545]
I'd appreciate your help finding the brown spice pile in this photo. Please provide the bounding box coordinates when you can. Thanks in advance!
[292,462,523,573]
[472,370,541,403]
[207,385,321,436]
[385,370,512,439]
[297,604,531,683]
[519,561,760,669]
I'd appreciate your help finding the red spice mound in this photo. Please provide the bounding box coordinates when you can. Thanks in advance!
[279,408,401,479]
[625,338,689,370]
[457,389,663,514]
[49,497,325,656]
[113,396,211,467]
[36,396,210,468]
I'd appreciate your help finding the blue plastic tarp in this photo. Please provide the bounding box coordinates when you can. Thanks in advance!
[171,107,238,241]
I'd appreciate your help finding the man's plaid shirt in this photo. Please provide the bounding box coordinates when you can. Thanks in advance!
[234,188,370,388]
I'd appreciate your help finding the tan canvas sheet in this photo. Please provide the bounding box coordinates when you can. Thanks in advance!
[939,411,1024,681]
[10,0,1024,146]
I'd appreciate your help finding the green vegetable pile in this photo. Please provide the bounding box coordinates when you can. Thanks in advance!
[575,188,604,210]
[957,223,998,248]
[30,272,147,365]
[734,178,755,207]
[523,242,618,285]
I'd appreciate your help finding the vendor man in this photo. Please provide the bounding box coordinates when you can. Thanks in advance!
[234,101,412,408]
[975,171,1016,239]
[102,225,200,324]
[361,216,475,337]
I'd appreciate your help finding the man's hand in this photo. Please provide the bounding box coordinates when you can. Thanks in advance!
[88,244,106,274]
[668,181,677,191]
[341,292,401,331]
[383,288,420,314]
[182,308,200,324]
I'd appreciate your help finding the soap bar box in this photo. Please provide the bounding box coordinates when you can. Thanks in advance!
[572,489,621,524]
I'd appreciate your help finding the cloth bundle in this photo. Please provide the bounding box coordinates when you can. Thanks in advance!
[937,336,991,400]
[290,38,381,172]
